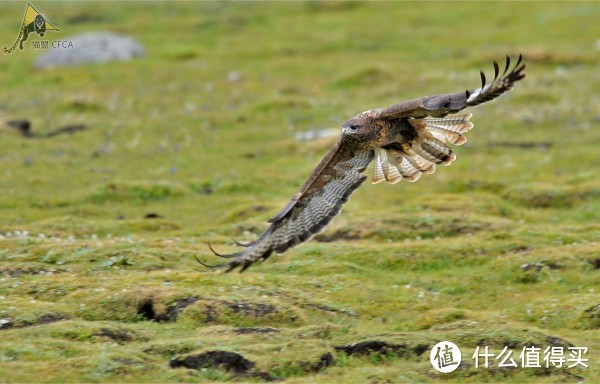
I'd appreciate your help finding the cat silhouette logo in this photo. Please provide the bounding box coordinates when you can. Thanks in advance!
[2,2,60,55]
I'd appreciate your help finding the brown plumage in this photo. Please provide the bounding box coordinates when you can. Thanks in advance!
[200,55,525,272]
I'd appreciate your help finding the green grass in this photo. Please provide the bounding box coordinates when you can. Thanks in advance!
[1,1,599,382]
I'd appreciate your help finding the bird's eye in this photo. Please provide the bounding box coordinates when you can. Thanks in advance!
[342,123,361,134]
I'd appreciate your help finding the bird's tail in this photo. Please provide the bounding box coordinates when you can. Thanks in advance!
[372,114,473,184]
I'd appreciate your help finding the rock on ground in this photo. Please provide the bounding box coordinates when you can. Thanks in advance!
[34,32,145,68]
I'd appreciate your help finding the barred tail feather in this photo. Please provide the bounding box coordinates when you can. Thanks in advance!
[398,156,423,182]
[397,156,423,182]
[414,138,455,166]
[373,150,445,184]
[405,153,436,174]
[372,149,386,184]
[372,148,437,184]
[373,148,403,184]
[396,153,436,183]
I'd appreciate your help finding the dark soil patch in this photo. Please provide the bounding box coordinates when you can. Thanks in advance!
[94,328,133,343]
[170,350,255,373]
[6,120,33,137]
[334,340,408,357]
[46,125,88,138]
[170,350,278,380]
[137,297,198,322]
[169,351,256,374]
[0,313,67,331]
[412,343,430,356]
[0,318,13,330]
[144,212,164,219]
[305,352,334,372]
[586,258,600,270]
[540,260,563,270]
[4,120,88,138]
[333,340,428,359]
[162,297,199,322]
[137,299,156,321]
[37,313,66,325]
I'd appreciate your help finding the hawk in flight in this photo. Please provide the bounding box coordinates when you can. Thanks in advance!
[201,55,525,272]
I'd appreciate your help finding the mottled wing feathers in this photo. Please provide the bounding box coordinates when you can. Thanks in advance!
[269,137,345,223]
[373,55,525,120]
[205,138,373,272]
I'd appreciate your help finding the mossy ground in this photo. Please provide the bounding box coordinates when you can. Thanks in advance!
[1,1,599,382]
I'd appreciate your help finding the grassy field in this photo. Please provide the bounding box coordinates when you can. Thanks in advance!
[1,1,599,382]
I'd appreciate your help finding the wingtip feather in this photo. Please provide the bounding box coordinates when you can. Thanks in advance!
[504,55,511,74]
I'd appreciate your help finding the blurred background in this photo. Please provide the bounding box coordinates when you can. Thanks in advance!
[1,1,598,231]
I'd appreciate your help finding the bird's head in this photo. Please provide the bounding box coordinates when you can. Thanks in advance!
[341,111,386,147]
[342,110,392,149]
[341,111,372,135]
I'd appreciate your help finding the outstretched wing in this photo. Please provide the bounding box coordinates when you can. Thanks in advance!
[202,136,373,272]
[373,55,525,120]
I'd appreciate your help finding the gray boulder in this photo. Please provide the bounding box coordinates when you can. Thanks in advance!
[34,32,145,68]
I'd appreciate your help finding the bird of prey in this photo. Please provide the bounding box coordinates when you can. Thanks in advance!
[201,55,525,272]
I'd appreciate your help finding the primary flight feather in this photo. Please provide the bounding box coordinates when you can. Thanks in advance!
[201,55,526,272]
